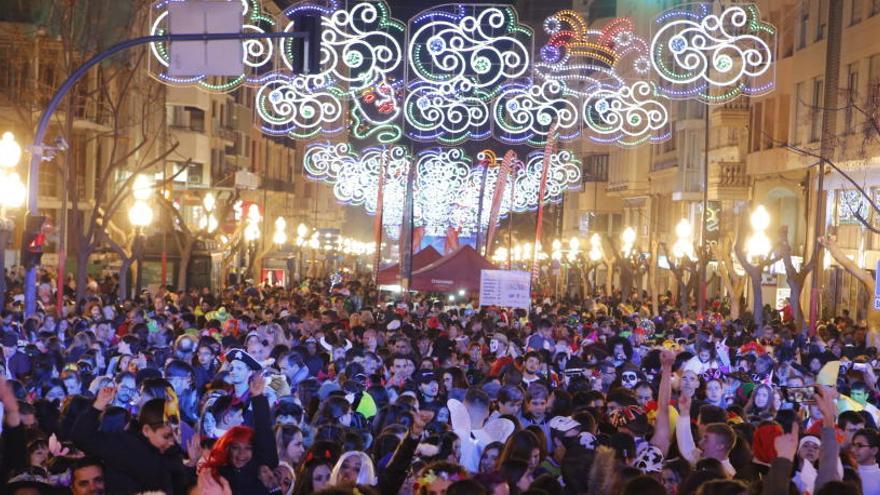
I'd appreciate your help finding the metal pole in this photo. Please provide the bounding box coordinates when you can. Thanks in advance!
[135,231,143,297]
[810,0,843,334]
[699,104,709,319]
[0,214,10,309]
[23,30,313,316]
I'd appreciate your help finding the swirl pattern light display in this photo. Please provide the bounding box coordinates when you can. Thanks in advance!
[150,2,775,147]
[494,80,581,146]
[583,81,670,146]
[407,5,532,91]
[303,142,581,237]
[256,74,346,139]
[404,80,493,145]
[650,3,776,103]
[149,0,276,92]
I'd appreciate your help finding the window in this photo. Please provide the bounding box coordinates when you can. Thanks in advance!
[751,102,763,152]
[187,163,204,185]
[852,0,862,24]
[168,106,205,132]
[798,3,809,49]
[817,0,828,41]
[873,0,880,16]
[811,79,824,142]
[583,154,608,182]
[846,63,860,134]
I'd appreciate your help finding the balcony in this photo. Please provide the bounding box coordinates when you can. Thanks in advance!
[212,119,235,143]
[708,161,750,201]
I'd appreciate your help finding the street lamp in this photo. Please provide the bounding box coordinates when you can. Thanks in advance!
[199,192,218,233]
[672,219,694,261]
[242,204,261,283]
[746,205,772,262]
[0,132,24,307]
[129,175,154,298]
[621,227,636,257]
[272,216,288,246]
[587,233,604,294]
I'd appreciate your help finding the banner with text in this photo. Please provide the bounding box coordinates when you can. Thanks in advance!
[480,269,531,309]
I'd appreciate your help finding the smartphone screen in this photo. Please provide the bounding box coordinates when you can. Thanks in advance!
[783,386,816,404]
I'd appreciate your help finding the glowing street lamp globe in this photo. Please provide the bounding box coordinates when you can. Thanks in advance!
[0,171,25,208]
[132,175,153,201]
[273,217,288,245]
[569,237,580,253]
[297,223,309,238]
[750,205,770,232]
[0,132,22,169]
[129,200,153,227]
[675,219,692,239]
[622,226,636,246]
[203,192,216,212]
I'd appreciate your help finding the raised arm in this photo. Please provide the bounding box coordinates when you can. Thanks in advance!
[651,350,674,456]
[675,392,700,466]
[249,374,279,469]
[814,386,842,491]
[70,386,116,457]
[764,423,798,495]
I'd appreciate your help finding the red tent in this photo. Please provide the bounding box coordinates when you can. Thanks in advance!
[410,245,497,292]
[376,246,442,285]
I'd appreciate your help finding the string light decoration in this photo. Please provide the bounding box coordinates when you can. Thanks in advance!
[493,80,581,146]
[650,3,776,103]
[302,142,581,238]
[534,10,651,95]
[148,0,276,93]
[404,80,493,145]
[255,73,346,139]
[583,81,670,147]
[407,5,533,92]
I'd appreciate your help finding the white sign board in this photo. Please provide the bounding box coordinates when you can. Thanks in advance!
[874,260,880,311]
[775,287,790,310]
[168,1,243,77]
[480,270,531,309]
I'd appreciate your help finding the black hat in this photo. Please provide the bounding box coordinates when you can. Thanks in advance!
[414,369,439,385]
[224,348,263,371]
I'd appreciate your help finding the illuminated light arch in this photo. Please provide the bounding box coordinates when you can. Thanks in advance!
[512,149,582,212]
[583,81,670,147]
[650,3,776,103]
[255,73,346,139]
[404,80,493,145]
[280,1,405,93]
[407,5,533,92]
[414,148,473,236]
[148,0,277,93]
[493,79,581,146]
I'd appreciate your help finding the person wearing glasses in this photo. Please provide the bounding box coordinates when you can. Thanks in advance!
[853,429,880,495]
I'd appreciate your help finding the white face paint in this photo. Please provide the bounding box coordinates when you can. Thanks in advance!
[489,339,499,353]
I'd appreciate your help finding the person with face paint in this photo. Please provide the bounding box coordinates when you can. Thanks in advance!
[223,348,263,426]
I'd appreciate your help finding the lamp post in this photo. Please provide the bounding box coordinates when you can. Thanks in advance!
[243,204,262,283]
[128,175,154,298]
[0,132,25,308]
[669,219,696,312]
[588,233,603,294]
[272,216,288,287]
[737,204,774,327]
[294,222,308,282]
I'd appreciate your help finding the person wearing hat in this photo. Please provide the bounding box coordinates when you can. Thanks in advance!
[225,348,263,400]
[2,331,29,380]
[415,369,442,411]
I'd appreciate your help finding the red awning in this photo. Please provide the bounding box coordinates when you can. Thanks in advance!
[376,246,442,285]
[410,245,497,293]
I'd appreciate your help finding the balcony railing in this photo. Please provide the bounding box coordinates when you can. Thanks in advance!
[716,161,749,187]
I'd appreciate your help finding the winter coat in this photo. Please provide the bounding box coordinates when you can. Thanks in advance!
[71,406,193,495]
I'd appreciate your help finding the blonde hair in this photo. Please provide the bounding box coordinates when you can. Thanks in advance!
[329,451,377,486]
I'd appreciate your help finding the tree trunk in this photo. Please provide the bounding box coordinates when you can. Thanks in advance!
[619,261,634,302]
[649,241,659,316]
[177,236,195,291]
[604,260,613,298]
[750,269,764,328]
[118,257,133,301]
[75,247,90,305]
[821,236,880,334]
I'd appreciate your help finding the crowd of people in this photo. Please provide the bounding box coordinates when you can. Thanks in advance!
[0,270,878,495]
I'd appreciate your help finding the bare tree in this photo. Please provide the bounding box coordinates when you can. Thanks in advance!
[711,234,747,320]
[732,213,782,329]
